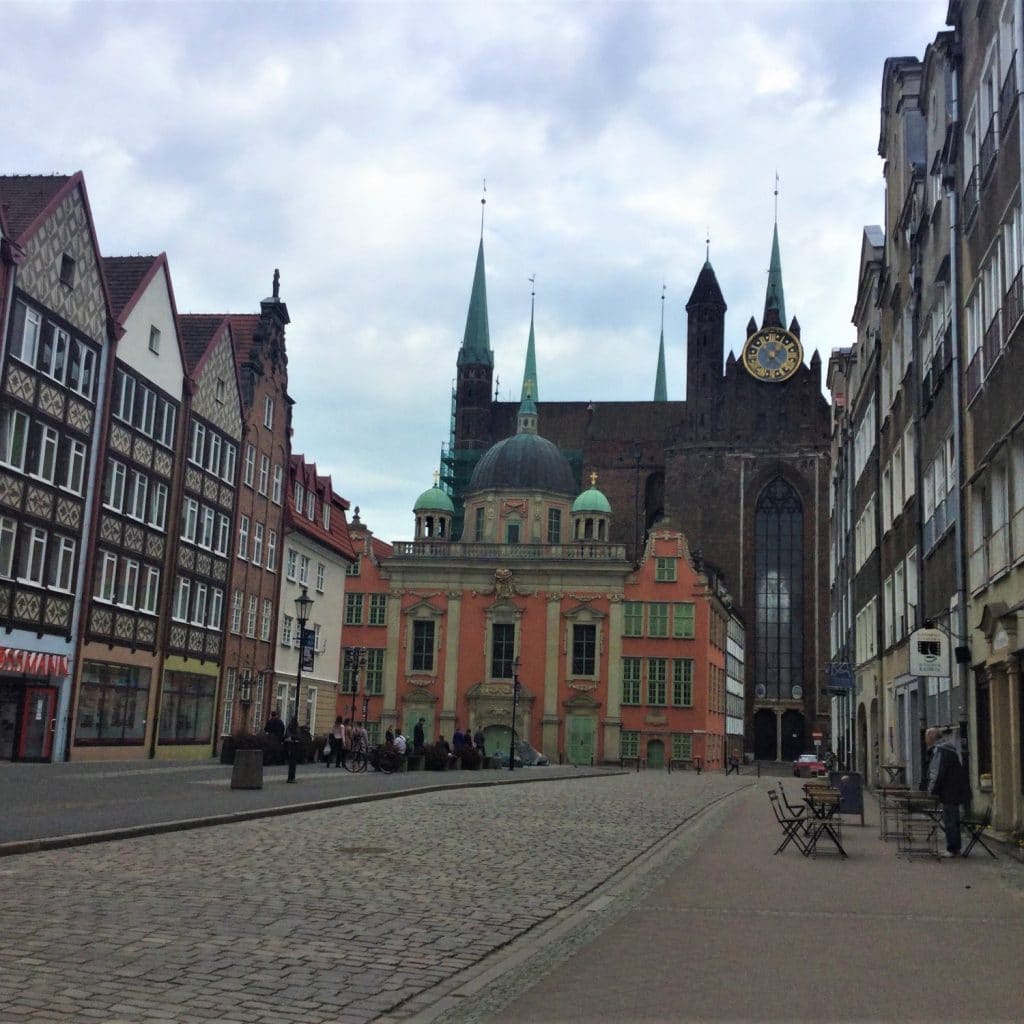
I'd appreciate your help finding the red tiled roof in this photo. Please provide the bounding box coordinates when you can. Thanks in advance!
[177,314,229,374]
[226,314,260,371]
[287,454,357,562]
[102,256,158,319]
[0,174,73,241]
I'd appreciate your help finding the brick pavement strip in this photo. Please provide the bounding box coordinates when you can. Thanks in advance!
[0,773,736,1024]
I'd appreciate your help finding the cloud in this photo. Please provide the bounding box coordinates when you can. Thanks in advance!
[4,0,949,543]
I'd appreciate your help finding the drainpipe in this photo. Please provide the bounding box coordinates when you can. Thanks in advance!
[946,41,970,756]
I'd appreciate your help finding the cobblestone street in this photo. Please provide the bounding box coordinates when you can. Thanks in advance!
[0,772,741,1024]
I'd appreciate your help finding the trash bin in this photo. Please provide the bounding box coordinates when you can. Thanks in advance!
[231,748,264,789]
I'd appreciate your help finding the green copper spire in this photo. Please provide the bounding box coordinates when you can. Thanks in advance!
[457,238,493,367]
[763,221,786,328]
[521,277,538,403]
[518,284,538,434]
[654,287,667,401]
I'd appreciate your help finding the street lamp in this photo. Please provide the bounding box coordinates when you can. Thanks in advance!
[287,585,314,783]
[344,646,367,723]
[510,656,521,772]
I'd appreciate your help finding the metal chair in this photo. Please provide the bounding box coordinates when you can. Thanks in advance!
[961,805,996,858]
[768,789,811,856]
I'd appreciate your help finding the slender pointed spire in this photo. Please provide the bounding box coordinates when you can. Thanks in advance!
[654,285,668,401]
[763,177,786,328]
[521,274,539,404]
[518,278,539,434]
[457,237,493,367]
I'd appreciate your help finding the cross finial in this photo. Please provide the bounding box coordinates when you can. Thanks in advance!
[480,178,487,237]
[590,470,598,487]
[774,171,780,222]
[661,282,666,333]
[494,374,500,400]
[432,469,439,487]
[705,227,710,262]
[272,268,280,298]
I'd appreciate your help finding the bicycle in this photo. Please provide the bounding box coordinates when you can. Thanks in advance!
[369,745,402,774]
[343,747,368,773]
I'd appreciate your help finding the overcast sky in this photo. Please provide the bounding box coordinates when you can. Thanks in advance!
[7,0,946,543]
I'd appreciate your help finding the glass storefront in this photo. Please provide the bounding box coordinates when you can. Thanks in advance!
[159,671,215,744]
[76,662,151,745]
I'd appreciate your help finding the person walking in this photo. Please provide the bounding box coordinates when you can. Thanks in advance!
[925,727,971,857]
[725,749,741,775]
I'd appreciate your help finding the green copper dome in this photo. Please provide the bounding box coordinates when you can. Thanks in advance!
[572,484,612,515]
[414,485,455,513]
[468,433,576,495]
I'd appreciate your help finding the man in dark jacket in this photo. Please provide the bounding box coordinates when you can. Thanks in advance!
[264,710,285,741]
[413,718,426,752]
[926,727,971,857]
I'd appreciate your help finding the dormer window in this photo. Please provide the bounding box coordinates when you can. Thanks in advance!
[59,254,76,289]
[215,378,226,403]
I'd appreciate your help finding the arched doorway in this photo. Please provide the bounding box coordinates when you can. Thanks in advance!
[754,708,776,760]
[781,709,805,762]
[647,738,665,769]
[484,725,512,762]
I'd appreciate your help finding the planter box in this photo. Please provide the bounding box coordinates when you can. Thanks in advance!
[231,748,263,790]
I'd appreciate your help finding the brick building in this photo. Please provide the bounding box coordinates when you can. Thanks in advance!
[441,228,830,760]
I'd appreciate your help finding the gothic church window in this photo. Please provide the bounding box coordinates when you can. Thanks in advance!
[754,478,803,700]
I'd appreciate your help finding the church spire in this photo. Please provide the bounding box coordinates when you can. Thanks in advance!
[521,274,539,404]
[763,180,786,328]
[457,237,493,367]
[654,285,667,402]
[518,279,539,435]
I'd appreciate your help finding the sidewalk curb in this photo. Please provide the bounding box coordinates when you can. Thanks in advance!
[0,769,625,858]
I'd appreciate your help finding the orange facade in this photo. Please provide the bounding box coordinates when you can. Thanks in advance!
[339,522,734,767]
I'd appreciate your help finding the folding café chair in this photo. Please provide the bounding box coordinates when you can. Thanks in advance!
[768,789,811,856]
[961,805,997,858]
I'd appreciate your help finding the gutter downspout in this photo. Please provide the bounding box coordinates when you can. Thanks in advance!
[947,40,970,754]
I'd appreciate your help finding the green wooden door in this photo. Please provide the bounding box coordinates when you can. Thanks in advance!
[567,715,596,765]
[647,739,665,769]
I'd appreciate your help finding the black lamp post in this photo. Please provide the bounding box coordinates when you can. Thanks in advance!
[287,586,314,783]
[510,656,521,772]
[344,646,367,723]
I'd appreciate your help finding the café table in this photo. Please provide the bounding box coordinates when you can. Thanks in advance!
[894,791,941,858]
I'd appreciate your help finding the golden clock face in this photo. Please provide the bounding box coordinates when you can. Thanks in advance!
[741,327,803,382]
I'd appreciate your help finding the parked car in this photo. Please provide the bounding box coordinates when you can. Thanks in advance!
[793,753,826,778]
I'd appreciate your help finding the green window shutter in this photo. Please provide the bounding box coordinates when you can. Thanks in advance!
[673,659,694,706]
[647,658,667,705]
[623,602,644,637]
[621,657,641,704]
[673,602,695,638]
[649,602,669,637]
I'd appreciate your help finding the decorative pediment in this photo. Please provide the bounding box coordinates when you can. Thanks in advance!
[484,597,523,621]
[563,692,602,710]
[563,599,606,623]
[402,597,445,620]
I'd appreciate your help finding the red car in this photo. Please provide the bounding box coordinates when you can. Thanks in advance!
[793,753,826,778]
